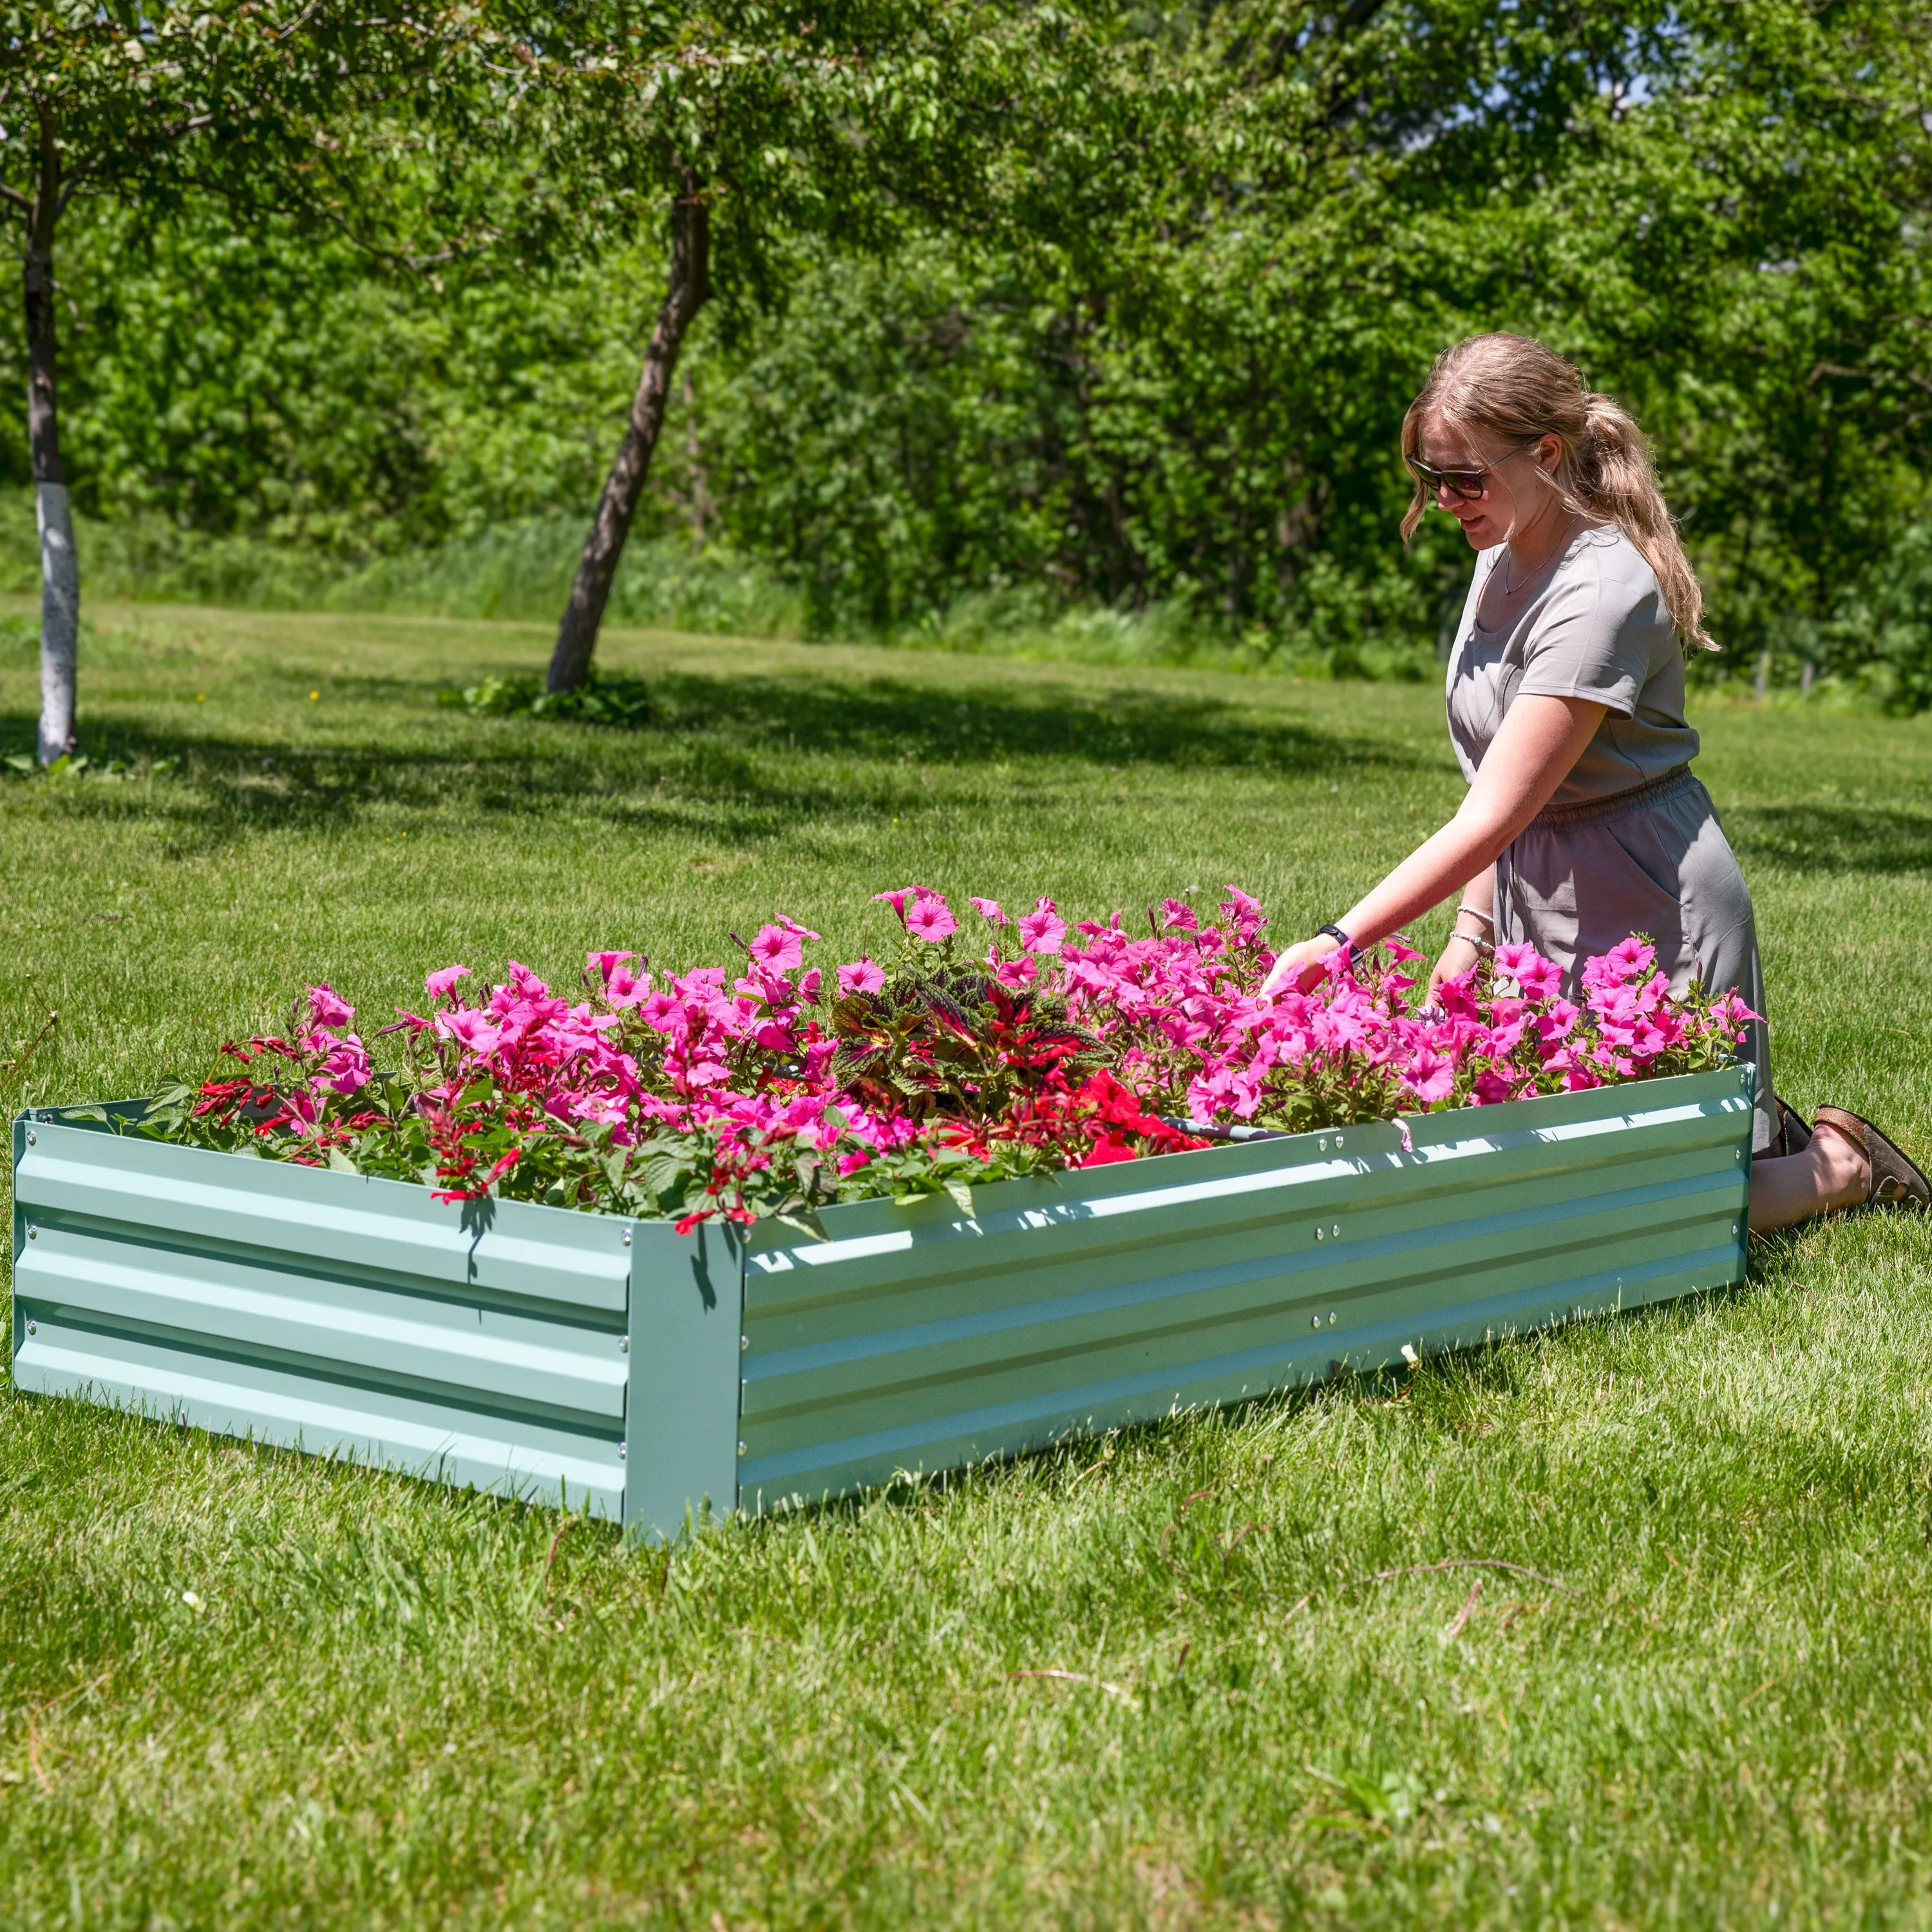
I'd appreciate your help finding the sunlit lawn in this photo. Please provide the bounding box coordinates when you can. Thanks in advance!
[3,601,1931,1927]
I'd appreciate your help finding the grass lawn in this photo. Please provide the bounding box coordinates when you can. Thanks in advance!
[3,601,1931,1929]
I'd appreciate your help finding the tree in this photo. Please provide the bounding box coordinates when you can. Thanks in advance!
[515,0,1154,692]
[0,1,461,762]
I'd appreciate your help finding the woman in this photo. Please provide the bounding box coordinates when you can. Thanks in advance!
[1260,333,1926,1234]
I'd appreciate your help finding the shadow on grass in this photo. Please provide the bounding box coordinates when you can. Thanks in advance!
[0,666,1408,853]
[1729,806,1932,876]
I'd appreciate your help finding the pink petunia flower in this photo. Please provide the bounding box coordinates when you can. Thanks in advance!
[1218,886,1266,939]
[424,964,471,1002]
[605,962,651,1008]
[748,923,806,973]
[969,896,1008,925]
[838,958,886,996]
[1493,940,1542,983]
[507,961,551,1000]
[586,951,635,984]
[905,893,958,943]
[1018,896,1067,955]
[314,1036,371,1096]
[306,984,354,1030]
[1399,1045,1457,1106]
[1159,898,1199,933]
[1472,1066,1515,1107]
[1517,956,1565,1002]
[871,887,917,921]
[991,955,1037,989]
[436,1008,502,1056]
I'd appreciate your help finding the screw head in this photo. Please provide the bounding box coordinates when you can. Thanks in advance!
[24,1131,34,1145]
[740,1334,750,1353]
[1315,1227,1324,1241]
[1319,1138,1327,1151]
[1331,1224,1340,1238]
[620,1336,629,1353]
[737,1441,748,1458]
[621,1229,632,1246]
[1329,1312,1338,1326]
[618,1443,626,1459]
[26,1225,35,1240]
[25,1320,35,1335]
[1311,1314,1321,1329]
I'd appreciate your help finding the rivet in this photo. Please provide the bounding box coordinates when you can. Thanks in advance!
[1735,1150,1742,1162]
[1331,1224,1340,1238]
[1319,1138,1327,1151]
[1311,1314,1321,1329]
[25,1320,36,1335]
[621,1229,632,1246]
[25,1131,35,1145]
[26,1226,35,1240]
[618,1443,626,1459]
[1334,1134,1344,1148]
[620,1336,629,1353]
[1315,1227,1324,1241]
[737,1441,748,1458]
[1329,1312,1338,1326]
[1731,1224,1739,1238]
[740,1334,750,1353]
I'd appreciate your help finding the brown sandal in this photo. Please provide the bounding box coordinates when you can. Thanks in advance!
[1813,1107,1931,1209]
[1773,1098,1812,1159]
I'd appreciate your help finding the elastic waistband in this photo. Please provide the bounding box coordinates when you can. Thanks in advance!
[1531,763,1698,828]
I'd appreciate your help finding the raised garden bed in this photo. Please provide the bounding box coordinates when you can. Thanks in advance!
[10,1065,1754,1541]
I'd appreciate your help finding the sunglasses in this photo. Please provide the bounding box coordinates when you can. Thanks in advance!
[1405,441,1533,502]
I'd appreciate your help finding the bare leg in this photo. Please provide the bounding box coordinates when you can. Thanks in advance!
[1748,1121,1870,1235]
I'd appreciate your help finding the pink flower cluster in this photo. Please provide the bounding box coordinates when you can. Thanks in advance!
[187,886,1755,1224]
[1052,908,1755,1130]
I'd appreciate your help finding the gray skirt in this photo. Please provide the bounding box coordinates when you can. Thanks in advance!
[1495,766,1775,1153]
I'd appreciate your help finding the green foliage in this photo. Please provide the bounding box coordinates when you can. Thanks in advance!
[3,1,1930,698]
[452,670,655,724]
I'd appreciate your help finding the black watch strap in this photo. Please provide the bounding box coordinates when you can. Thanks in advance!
[1317,924,1354,950]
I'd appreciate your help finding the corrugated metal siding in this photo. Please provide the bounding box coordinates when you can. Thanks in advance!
[10,1117,632,1520]
[736,1067,1754,1505]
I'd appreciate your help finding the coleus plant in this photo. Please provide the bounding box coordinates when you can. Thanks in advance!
[112,886,1757,1231]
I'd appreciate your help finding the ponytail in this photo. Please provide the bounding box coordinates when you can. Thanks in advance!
[1401,335,1713,652]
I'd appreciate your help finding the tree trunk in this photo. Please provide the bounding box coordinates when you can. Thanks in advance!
[547,187,710,694]
[25,111,75,766]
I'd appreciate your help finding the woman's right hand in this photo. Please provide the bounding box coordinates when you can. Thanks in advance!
[1258,932,1346,999]
[1428,933,1484,1001]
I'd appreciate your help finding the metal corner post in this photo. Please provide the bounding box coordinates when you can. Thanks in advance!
[9,1110,27,1373]
[623,1217,747,1544]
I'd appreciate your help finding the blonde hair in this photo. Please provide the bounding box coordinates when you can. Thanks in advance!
[1399,333,1712,652]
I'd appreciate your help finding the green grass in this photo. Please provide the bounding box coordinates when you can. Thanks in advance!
[2,601,1931,1928]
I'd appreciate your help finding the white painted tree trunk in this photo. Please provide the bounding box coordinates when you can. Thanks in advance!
[37,481,77,764]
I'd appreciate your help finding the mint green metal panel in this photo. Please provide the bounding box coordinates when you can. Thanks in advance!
[623,1217,744,1546]
[735,1067,1754,1506]
[12,1066,1755,1536]
[11,1115,632,1520]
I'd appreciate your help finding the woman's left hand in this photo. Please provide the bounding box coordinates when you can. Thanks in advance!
[1259,932,1345,999]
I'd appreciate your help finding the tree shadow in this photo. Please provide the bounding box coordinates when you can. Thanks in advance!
[645,668,1399,775]
[1727,806,1932,876]
[0,663,1413,856]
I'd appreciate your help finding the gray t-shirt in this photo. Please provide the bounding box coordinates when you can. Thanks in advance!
[1445,526,1700,806]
